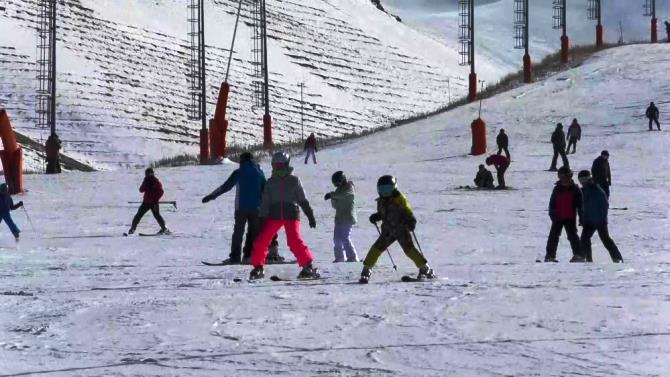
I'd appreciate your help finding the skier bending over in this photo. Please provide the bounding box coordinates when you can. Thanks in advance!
[248,152,319,280]
[544,167,584,263]
[646,102,661,131]
[0,183,22,242]
[127,168,168,235]
[474,164,494,189]
[324,171,359,263]
[361,175,435,283]
[485,154,510,189]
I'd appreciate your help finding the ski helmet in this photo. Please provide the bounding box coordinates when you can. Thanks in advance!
[557,166,573,177]
[239,152,253,162]
[145,167,154,176]
[577,170,591,179]
[331,171,346,187]
[0,183,7,194]
[377,175,397,196]
[272,152,290,164]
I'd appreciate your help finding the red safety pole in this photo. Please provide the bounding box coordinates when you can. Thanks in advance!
[595,0,604,48]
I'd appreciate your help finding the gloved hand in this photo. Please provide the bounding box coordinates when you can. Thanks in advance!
[324,192,332,201]
[16,201,23,208]
[369,213,381,224]
[407,216,417,231]
[308,216,317,228]
[202,195,213,203]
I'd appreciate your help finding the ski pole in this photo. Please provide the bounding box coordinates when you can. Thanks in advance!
[22,206,36,232]
[374,223,397,271]
[411,230,426,258]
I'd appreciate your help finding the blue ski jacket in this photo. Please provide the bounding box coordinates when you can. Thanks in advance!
[581,182,609,226]
[208,160,266,211]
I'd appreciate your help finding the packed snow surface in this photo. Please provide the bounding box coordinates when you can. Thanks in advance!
[1,44,670,376]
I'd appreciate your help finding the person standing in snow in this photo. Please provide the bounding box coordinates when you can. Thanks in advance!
[0,183,22,242]
[248,152,319,280]
[474,164,495,189]
[577,170,623,263]
[304,133,318,164]
[361,175,435,283]
[591,150,612,198]
[485,154,510,189]
[566,118,582,154]
[646,102,661,131]
[544,167,584,263]
[127,168,168,235]
[496,129,511,160]
[549,123,570,171]
[665,21,670,42]
[324,171,359,263]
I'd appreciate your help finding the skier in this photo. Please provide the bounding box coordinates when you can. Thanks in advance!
[549,123,570,171]
[324,171,359,263]
[577,170,623,263]
[496,129,511,160]
[544,166,585,263]
[0,183,22,241]
[361,175,435,283]
[485,154,510,189]
[566,118,581,154]
[248,152,319,280]
[304,132,318,164]
[665,21,670,42]
[646,102,661,131]
[202,152,266,265]
[591,150,612,198]
[474,164,495,189]
[127,168,168,235]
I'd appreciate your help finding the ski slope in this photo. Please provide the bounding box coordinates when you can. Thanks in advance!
[1,44,670,376]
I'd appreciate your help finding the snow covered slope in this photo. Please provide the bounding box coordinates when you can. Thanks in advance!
[1,44,669,376]
[0,0,462,170]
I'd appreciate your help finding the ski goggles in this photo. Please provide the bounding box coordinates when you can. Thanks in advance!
[377,184,395,196]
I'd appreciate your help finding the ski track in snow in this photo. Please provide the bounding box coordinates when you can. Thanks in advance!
[1,44,670,376]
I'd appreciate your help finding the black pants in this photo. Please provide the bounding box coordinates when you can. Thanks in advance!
[595,181,610,198]
[566,138,578,154]
[545,219,582,260]
[231,210,260,261]
[497,146,510,159]
[649,117,660,130]
[496,165,508,188]
[550,147,569,170]
[131,203,166,230]
[46,157,61,174]
[580,224,623,262]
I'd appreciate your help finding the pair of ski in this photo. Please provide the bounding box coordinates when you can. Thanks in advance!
[228,275,433,283]
[123,231,171,237]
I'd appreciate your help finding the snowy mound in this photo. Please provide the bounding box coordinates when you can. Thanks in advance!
[0,0,462,170]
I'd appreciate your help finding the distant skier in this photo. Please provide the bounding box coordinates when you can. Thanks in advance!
[496,129,511,159]
[544,167,585,263]
[248,152,319,280]
[361,175,435,283]
[646,102,661,131]
[591,150,612,198]
[304,133,318,164]
[665,21,670,42]
[485,154,510,189]
[202,152,266,265]
[549,123,570,171]
[127,168,168,235]
[0,183,22,242]
[324,171,359,263]
[577,170,623,263]
[474,164,495,189]
[566,118,581,154]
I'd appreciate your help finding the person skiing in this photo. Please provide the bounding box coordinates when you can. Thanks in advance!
[0,183,22,241]
[485,154,510,189]
[577,170,623,263]
[324,171,359,263]
[591,150,612,198]
[544,166,585,263]
[646,102,661,131]
[566,118,581,154]
[361,175,435,283]
[127,168,168,235]
[304,133,318,164]
[549,123,570,171]
[474,164,495,189]
[248,152,319,280]
[665,21,670,42]
[496,129,510,159]
[202,152,266,265]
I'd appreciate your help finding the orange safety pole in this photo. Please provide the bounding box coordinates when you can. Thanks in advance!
[0,109,24,194]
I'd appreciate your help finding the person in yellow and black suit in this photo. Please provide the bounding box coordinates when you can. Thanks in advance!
[360,175,435,283]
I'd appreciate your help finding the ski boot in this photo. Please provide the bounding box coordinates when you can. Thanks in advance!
[297,263,320,280]
[569,255,586,263]
[417,264,436,280]
[266,244,285,264]
[544,257,559,263]
[157,228,170,235]
[359,267,371,284]
[249,265,265,280]
[127,227,136,235]
[241,256,251,265]
[220,258,241,265]
[14,233,19,243]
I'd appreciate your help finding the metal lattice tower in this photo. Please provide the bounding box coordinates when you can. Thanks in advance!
[643,0,655,17]
[514,0,528,50]
[588,0,600,21]
[187,0,205,126]
[458,0,471,66]
[249,0,266,111]
[552,0,565,30]
[36,0,56,135]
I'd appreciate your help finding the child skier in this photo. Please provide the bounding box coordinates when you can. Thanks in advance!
[248,152,319,280]
[324,171,359,263]
[127,168,169,235]
[0,183,22,241]
[361,175,435,283]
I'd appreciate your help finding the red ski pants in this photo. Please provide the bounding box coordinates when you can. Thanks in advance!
[250,219,313,267]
